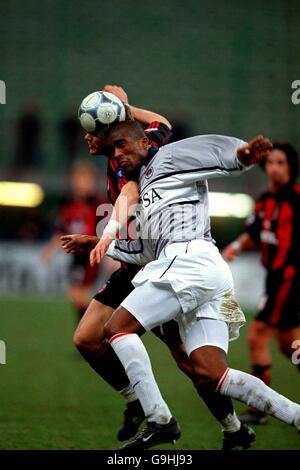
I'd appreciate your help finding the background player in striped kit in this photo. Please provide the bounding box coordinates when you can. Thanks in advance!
[223,142,300,424]
[41,161,104,322]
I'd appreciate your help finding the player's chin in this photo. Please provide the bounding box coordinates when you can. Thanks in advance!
[124,165,138,179]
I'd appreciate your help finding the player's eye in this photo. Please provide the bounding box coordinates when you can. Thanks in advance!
[116,140,126,148]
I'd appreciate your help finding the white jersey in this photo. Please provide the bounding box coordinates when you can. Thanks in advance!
[107,134,248,340]
[108,134,248,264]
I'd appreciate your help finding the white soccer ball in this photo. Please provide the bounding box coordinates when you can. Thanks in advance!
[78,91,126,135]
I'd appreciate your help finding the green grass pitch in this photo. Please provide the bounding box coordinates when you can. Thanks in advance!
[0,296,299,450]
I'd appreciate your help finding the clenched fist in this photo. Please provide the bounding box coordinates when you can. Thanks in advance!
[237,135,273,167]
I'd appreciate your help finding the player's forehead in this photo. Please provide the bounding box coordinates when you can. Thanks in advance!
[267,149,287,163]
[108,129,134,145]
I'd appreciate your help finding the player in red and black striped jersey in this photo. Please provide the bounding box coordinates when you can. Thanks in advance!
[41,161,105,321]
[61,87,192,438]
[223,142,300,424]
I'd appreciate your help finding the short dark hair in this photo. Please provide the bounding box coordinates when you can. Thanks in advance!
[260,142,299,182]
[106,120,146,141]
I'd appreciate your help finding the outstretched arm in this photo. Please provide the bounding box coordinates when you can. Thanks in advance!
[172,134,272,183]
[61,234,100,254]
[103,84,172,129]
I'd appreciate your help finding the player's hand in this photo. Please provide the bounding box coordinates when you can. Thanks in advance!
[103,84,128,104]
[237,135,273,167]
[89,233,114,266]
[60,234,99,254]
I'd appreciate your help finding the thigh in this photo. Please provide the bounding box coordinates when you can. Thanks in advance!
[190,344,228,382]
[104,305,145,338]
[180,316,229,356]
[75,299,114,344]
[248,319,274,343]
[120,282,182,332]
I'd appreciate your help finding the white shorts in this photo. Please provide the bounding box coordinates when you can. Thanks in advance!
[121,239,245,332]
[121,281,230,355]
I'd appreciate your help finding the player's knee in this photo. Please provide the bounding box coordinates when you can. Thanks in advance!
[73,328,93,352]
[103,320,116,340]
[192,363,223,387]
[73,329,84,350]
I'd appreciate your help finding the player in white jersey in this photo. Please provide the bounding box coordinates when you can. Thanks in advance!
[92,121,300,449]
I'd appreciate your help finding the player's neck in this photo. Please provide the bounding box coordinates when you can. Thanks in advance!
[269,179,290,193]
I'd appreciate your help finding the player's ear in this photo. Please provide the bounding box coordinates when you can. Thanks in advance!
[141,137,149,149]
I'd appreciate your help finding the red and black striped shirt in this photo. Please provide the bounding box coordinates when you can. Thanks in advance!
[57,196,104,236]
[106,121,171,205]
[246,183,300,272]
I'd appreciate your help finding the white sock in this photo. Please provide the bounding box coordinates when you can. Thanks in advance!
[110,333,172,424]
[217,368,300,429]
[120,384,138,403]
[220,411,241,433]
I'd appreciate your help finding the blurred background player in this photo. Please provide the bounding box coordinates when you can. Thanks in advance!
[223,142,300,424]
[41,161,106,323]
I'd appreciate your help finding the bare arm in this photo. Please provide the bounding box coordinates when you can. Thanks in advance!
[103,84,172,129]
[61,234,99,254]
[222,232,258,262]
[111,181,140,229]
[128,105,171,129]
[89,181,140,266]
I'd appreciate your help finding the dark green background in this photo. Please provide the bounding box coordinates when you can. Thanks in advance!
[1,0,300,176]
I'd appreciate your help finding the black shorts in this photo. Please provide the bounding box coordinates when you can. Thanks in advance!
[94,265,183,346]
[255,267,300,330]
[151,321,183,348]
[94,265,140,309]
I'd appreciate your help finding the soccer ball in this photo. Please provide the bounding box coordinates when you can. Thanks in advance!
[78,91,126,135]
